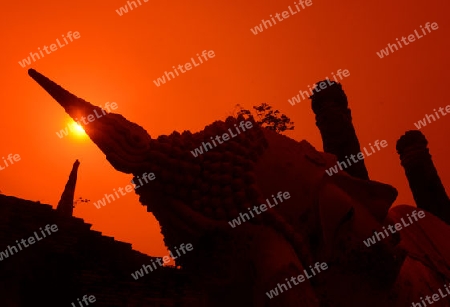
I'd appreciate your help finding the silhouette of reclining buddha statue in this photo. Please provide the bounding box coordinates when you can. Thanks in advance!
[28,69,450,307]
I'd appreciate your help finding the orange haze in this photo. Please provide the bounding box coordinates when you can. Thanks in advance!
[1,0,449,257]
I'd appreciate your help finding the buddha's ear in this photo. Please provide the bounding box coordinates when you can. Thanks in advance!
[333,174,397,223]
[317,174,395,246]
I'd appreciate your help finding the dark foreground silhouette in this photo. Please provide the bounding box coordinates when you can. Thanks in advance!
[1,69,449,306]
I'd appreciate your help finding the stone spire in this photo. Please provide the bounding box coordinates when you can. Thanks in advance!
[396,130,450,224]
[28,68,152,175]
[57,160,80,216]
[310,80,369,180]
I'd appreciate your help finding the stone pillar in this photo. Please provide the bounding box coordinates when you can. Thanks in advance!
[310,80,369,180]
[396,130,450,224]
[57,160,80,216]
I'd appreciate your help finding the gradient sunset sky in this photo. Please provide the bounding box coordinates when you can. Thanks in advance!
[1,0,449,257]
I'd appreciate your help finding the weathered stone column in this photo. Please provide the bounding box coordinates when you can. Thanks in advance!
[310,80,369,180]
[396,130,450,224]
[57,160,80,216]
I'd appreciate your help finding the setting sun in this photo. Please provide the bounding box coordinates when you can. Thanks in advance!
[70,121,86,137]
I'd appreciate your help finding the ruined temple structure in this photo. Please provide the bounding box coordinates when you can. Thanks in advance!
[56,159,80,216]
[0,196,205,306]
[17,68,450,306]
[0,156,204,306]
[310,81,370,180]
[396,130,450,224]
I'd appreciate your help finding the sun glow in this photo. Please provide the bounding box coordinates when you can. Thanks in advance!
[69,121,87,138]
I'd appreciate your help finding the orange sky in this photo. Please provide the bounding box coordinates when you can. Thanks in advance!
[1,0,449,257]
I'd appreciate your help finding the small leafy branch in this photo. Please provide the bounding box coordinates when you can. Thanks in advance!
[235,103,295,133]
[74,197,90,205]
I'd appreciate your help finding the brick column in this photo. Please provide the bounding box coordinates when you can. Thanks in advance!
[311,81,369,180]
[396,130,450,224]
